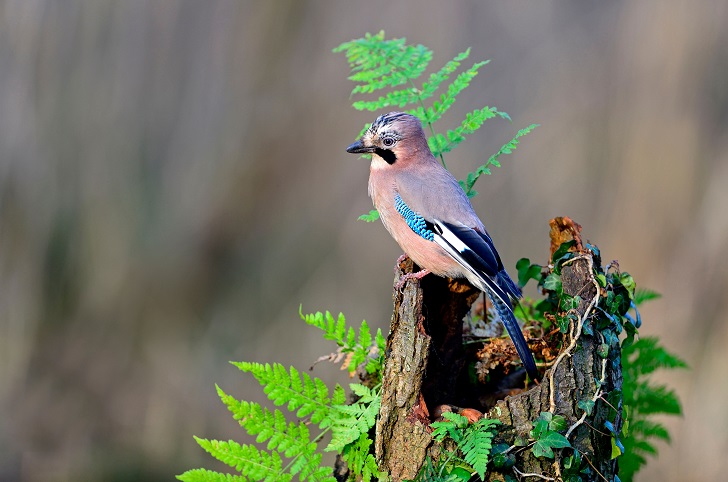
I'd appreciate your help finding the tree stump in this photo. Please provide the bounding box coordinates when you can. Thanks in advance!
[375,218,622,481]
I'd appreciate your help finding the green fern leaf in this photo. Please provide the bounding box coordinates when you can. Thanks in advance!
[419,49,472,101]
[193,438,292,482]
[232,362,338,427]
[300,310,384,378]
[430,413,499,479]
[364,328,386,375]
[426,60,490,125]
[340,434,381,482]
[430,107,506,159]
[352,87,421,111]
[335,32,432,97]
[358,210,380,222]
[328,384,381,451]
[177,468,249,482]
[634,288,661,305]
[623,337,688,378]
[461,428,495,480]
[215,387,322,469]
[629,419,671,443]
[620,337,686,481]
[430,411,468,444]
[461,123,539,197]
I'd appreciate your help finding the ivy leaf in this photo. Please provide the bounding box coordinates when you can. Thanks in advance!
[551,240,577,263]
[532,431,571,459]
[516,258,543,288]
[611,436,625,459]
[543,273,562,293]
[578,399,595,416]
[549,414,567,432]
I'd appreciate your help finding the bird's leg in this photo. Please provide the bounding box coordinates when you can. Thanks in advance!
[394,268,431,291]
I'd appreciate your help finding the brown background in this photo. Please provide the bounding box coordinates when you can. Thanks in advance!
[1,1,726,481]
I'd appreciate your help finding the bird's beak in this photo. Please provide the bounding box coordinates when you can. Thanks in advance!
[346,140,375,154]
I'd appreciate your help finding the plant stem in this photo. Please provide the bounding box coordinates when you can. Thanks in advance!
[408,78,448,170]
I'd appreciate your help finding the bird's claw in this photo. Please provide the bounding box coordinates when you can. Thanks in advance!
[394,268,431,291]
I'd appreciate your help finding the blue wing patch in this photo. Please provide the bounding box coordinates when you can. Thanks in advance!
[394,193,434,241]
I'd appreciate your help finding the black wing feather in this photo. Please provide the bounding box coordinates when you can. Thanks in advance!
[439,222,522,299]
[440,222,502,276]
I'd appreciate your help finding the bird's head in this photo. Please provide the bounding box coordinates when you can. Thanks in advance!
[346,112,431,166]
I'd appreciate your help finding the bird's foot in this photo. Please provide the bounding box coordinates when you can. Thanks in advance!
[394,268,431,291]
[394,253,409,271]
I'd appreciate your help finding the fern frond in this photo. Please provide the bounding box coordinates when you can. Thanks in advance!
[627,383,682,416]
[334,32,432,97]
[300,309,385,377]
[217,386,314,455]
[461,429,495,480]
[628,419,671,443]
[429,106,506,159]
[177,468,250,482]
[633,288,661,305]
[193,437,292,482]
[461,418,499,480]
[232,362,344,427]
[620,336,686,482]
[425,60,490,125]
[430,411,468,444]
[287,451,337,482]
[340,434,381,482]
[351,49,473,112]
[623,337,688,378]
[461,123,539,197]
[419,49,472,102]
[430,412,500,479]
[328,384,381,451]
[412,456,466,482]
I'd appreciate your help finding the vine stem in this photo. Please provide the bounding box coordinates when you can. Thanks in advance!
[548,254,600,413]
[512,466,556,480]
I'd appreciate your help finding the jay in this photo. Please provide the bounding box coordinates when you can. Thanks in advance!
[346,112,538,380]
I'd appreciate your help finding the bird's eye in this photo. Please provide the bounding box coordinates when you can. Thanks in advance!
[382,137,396,147]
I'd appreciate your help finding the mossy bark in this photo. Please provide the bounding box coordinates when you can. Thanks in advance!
[375,218,622,481]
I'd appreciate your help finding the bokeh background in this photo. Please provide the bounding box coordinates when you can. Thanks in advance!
[1,1,727,481]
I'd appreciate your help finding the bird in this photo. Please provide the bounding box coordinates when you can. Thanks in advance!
[346,111,538,380]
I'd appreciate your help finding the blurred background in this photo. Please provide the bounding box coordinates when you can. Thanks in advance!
[1,1,726,480]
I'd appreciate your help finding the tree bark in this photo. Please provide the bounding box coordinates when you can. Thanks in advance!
[375,218,622,481]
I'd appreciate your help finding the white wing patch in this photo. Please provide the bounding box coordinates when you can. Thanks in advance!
[431,220,511,308]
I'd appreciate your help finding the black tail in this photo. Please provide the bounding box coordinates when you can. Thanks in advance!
[486,290,538,380]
